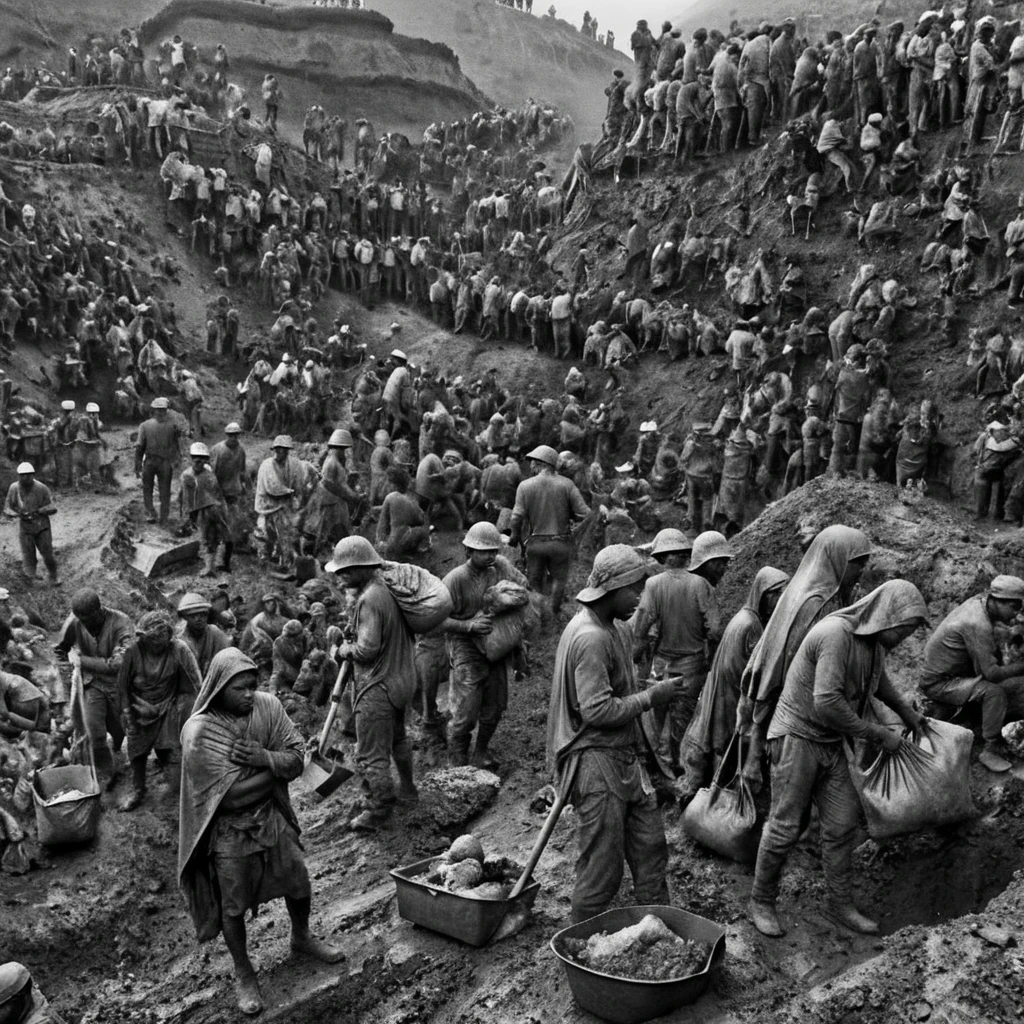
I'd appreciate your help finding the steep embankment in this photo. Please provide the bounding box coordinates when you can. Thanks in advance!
[356,0,632,141]
[137,1,488,141]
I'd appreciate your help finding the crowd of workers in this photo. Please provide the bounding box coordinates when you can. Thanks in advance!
[6,2,1024,1022]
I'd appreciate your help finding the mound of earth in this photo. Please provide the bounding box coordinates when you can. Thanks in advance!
[361,0,632,142]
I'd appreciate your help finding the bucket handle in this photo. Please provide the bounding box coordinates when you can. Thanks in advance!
[70,663,99,792]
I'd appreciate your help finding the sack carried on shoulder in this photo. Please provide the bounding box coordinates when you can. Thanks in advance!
[681,732,761,863]
[845,717,976,840]
[380,560,454,634]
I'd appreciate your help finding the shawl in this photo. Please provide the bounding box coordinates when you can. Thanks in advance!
[178,648,303,941]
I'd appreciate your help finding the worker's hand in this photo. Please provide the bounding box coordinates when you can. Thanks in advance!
[466,614,493,635]
[875,727,905,754]
[899,709,928,737]
[230,737,269,768]
[648,677,678,709]
[67,648,81,668]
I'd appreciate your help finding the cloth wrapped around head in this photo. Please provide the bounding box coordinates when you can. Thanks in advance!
[576,545,647,603]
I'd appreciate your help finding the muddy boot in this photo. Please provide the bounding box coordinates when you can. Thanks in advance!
[829,903,879,935]
[291,933,346,964]
[748,899,785,937]
[118,758,148,812]
[199,552,218,578]
[448,735,470,768]
[473,723,499,770]
[979,740,1012,773]
[394,749,419,805]
[219,543,233,572]
[235,972,263,1016]
[349,808,390,832]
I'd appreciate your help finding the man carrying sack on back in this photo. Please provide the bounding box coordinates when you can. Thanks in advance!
[548,544,681,923]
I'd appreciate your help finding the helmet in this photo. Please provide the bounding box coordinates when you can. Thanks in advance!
[373,429,391,446]
[151,397,170,409]
[282,353,293,363]
[325,536,383,573]
[463,522,502,550]
[271,434,294,449]
[689,531,735,571]
[86,402,100,413]
[225,422,242,434]
[177,591,211,614]
[16,462,34,474]
[190,442,210,458]
[390,348,408,361]
[651,528,692,557]
[61,400,76,411]
[526,444,559,467]
[328,428,353,448]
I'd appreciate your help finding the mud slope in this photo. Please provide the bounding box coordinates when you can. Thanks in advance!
[353,0,632,141]
[137,2,488,141]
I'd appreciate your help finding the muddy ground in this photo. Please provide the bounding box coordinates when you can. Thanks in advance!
[3,91,1024,1024]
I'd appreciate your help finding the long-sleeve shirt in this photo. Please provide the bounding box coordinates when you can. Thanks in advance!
[254,454,302,515]
[56,607,135,686]
[5,480,56,535]
[921,595,1001,686]
[135,417,182,466]
[180,465,225,514]
[630,569,720,659]
[739,34,771,89]
[768,618,909,743]
[341,580,415,708]
[510,472,589,540]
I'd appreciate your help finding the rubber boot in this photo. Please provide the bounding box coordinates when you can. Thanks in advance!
[394,748,419,804]
[119,757,148,812]
[473,722,499,770]
[448,735,470,768]
[199,551,217,578]
[829,903,879,935]
[748,899,786,937]
[219,542,233,572]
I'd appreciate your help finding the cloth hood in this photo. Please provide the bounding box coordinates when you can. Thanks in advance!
[828,579,928,636]
[190,647,257,717]
[745,566,790,615]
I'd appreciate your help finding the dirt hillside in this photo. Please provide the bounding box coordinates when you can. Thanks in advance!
[360,0,632,141]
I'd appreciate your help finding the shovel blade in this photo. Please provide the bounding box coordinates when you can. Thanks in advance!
[301,751,354,797]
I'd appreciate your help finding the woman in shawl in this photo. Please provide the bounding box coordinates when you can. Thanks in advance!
[748,580,928,939]
[118,610,201,812]
[178,648,343,1015]
[678,566,789,799]
[738,524,872,787]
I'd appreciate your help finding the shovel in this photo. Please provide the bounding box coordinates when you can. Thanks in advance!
[301,658,355,797]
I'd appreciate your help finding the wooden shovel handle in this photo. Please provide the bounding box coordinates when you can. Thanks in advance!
[507,786,570,900]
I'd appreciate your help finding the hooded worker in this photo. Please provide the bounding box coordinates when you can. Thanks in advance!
[548,544,680,922]
[178,648,343,1015]
[749,580,929,938]
[738,525,872,786]
[679,566,789,797]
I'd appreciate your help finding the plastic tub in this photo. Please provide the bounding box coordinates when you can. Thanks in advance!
[390,855,541,946]
[550,905,727,1023]
[32,765,102,846]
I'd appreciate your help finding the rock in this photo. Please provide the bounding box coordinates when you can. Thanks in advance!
[977,925,1016,948]
[914,1000,932,1020]
[419,767,501,827]
[1001,721,1024,759]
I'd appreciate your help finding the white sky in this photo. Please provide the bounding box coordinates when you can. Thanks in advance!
[555,0,682,49]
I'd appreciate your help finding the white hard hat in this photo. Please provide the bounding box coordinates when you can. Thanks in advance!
[17,462,35,474]
[61,400,76,411]
[190,442,210,458]
[86,402,100,413]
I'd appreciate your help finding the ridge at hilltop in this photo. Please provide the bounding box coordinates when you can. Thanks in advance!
[354,0,633,140]
[2,0,487,142]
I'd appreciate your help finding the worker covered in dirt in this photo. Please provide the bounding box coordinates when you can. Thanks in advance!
[326,537,417,832]
[441,522,529,769]
[737,525,873,788]
[920,575,1024,774]
[630,529,730,775]
[749,580,929,938]
[548,544,680,923]
[509,444,590,617]
[118,610,201,812]
[55,588,134,786]
[254,435,303,573]
[179,647,343,1016]
[175,592,230,677]
[0,962,66,1024]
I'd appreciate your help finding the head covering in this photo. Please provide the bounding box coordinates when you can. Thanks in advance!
[742,525,872,731]
[177,592,212,615]
[225,422,242,434]
[16,462,34,474]
[188,647,258,720]
[0,962,31,1002]
[827,579,928,635]
[151,397,169,409]
[990,575,1024,601]
[271,434,294,449]
[577,545,647,603]
[86,402,100,413]
[136,609,175,644]
[282,618,304,637]
[61,400,76,411]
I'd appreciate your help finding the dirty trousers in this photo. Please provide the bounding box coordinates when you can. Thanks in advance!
[80,679,125,774]
[751,735,860,905]
[354,682,411,811]
[525,537,572,594]
[19,526,57,580]
[142,457,173,520]
[922,674,1024,741]
[447,651,508,743]
[649,653,707,769]
[568,748,669,923]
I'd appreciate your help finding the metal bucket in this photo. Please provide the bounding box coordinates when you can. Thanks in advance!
[550,905,727,1023]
